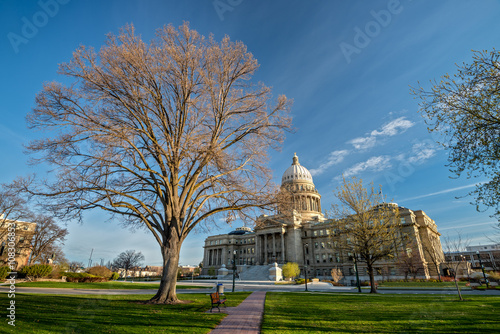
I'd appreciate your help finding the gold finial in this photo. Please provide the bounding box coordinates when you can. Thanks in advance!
[292,153,299,165]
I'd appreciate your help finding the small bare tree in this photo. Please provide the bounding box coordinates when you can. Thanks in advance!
[330,177,403,293]
[422,241,444,281]
[69,261,85,272]
[21,23,291,304]
[396,244,424,280]
[112,250,145,281]
[443,232,470,301]
[331,267,343,283]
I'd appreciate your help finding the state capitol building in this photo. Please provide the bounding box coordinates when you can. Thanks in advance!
[202,154,445,283]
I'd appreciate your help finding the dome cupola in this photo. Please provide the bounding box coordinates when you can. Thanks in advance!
[281,153,314,185]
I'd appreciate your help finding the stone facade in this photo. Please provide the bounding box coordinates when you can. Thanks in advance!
[0,218,37,270]
[202,154,445,283]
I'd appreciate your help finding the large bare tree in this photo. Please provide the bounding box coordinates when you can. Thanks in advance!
[23,23,291,303]
[330,177,402,293]
[28,215,68,265]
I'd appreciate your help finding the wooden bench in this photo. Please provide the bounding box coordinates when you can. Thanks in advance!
[210,292,227,312]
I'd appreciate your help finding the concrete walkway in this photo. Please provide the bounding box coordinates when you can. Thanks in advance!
[210,291,266,334]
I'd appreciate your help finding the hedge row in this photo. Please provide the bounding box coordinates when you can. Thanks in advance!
[61,272,108,283]
[21,264,52,278]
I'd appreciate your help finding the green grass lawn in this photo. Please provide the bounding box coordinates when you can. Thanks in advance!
[262,292,500,333]
[378,281,468,288]
[0,292,250,333]
[13,281,210,290]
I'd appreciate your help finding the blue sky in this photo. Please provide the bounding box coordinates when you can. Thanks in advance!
[1,0,499,266]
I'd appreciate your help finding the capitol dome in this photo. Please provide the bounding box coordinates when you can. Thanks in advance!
[281,153,314,185]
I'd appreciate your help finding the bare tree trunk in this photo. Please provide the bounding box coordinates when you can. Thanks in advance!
[435,264,442,281]
[149,237,182,304]
[367,264,377,293]
[453,275,463,301]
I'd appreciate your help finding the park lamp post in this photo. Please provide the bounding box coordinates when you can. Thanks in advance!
[476,251,489,288]
[303,243,308,292]
[353,253,361,293]
[232,250,237,292]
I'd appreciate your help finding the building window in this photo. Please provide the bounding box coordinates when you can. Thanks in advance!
[319,230,324,236]
[322,254,327,263]
[313,231,318,236]
[327,242,332,249]
[335,253,340,263]
[321,242,325,249]
[315,242,318,249]
[315,255,320,263]
[326,229,330,235]
[329,254,333,262]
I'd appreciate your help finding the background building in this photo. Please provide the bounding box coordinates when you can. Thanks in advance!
[0,217,37,270]
[202,154,445,283]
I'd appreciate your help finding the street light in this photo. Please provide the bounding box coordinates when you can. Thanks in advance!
[476,251,489,288]
[303,243,308,292]
[232,250,237,292]
[353,253,361,293]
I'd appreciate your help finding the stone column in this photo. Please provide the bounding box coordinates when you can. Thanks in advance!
[272,233,276,261]
[264,234,268,264]
[281,230,285,263]
[255,235,260,265]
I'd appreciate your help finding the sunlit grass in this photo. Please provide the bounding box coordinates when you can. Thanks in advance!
[13,281,210,290]
[262,292,500,333]
[0,292,250,333]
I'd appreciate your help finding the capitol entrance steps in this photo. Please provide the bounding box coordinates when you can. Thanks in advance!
[221,264,279,281]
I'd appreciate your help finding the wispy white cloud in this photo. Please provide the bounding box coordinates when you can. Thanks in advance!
[371,117,414,137]
[399,183,482,202]
[408,142,436,164]
[348,117,415,150]
[348,136,376,150]
[439,221,495,231]
[341,155,392,178]
[310,150,350,176]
